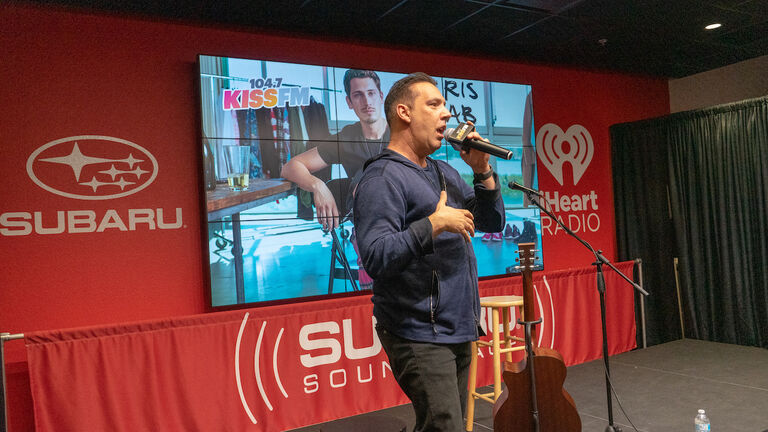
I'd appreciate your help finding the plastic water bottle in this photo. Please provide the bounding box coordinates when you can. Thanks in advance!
[695,409,710,431]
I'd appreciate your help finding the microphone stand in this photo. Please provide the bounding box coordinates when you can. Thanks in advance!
[523,189,648,432]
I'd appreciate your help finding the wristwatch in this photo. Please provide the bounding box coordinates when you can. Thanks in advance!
[473,168,493,182]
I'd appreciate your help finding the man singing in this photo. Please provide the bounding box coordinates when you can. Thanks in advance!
[353,72,505,431]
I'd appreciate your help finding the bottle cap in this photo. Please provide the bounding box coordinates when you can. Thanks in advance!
[698,409,705,414]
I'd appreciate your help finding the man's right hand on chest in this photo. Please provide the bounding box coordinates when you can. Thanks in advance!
[428,191,474,242]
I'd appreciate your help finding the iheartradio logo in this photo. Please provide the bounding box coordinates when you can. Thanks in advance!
[26,135,158,200]
[536,124,594,186]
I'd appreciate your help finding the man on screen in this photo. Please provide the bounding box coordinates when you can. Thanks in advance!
[281,69,389,231]
[353,73,505,431]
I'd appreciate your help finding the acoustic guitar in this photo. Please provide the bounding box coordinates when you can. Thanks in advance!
[492,242,581,432]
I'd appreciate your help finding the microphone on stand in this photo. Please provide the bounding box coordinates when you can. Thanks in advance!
[444,122,513,160]
[508,181,543,196]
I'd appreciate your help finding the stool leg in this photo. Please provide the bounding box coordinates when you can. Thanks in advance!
[491,307,502,401]
[465,341,479,431]
[502,307,513,363]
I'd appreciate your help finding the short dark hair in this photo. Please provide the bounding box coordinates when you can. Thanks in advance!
[343,69,381,97]
[384,72,437,126]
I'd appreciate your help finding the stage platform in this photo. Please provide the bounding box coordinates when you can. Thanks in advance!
[289,339,768,431]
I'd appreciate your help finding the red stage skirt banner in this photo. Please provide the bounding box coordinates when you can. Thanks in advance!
[25,262,635,432]
[474,261,637,379]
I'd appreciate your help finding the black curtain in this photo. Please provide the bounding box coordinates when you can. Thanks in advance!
[612,96,768,349]
[611,116,681,347]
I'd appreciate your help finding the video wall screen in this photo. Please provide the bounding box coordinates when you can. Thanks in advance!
[199,54,543,308]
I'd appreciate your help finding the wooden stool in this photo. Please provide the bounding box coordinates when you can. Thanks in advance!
[465,295,526,431]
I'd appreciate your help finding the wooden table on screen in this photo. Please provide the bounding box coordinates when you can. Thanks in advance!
[206,179,295,304]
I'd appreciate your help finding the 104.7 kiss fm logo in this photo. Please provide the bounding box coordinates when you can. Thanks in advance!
[535,124,601,235]
[0,135,183,236]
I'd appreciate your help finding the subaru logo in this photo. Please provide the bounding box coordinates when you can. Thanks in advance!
[26,135,158,200]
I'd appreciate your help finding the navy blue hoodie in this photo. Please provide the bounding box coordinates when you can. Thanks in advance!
[353,149,505,343]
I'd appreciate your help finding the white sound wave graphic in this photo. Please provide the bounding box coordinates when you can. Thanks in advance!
[255,322,273,411]
[536,123,594,186]
[234,315,289,423]
[235,313,258,425]
[273,328,288,399]
[543,276,556,349]
[533,284,546,348]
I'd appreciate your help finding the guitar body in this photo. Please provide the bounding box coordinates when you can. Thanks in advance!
[493,348,581,432]
[492,243,581,432]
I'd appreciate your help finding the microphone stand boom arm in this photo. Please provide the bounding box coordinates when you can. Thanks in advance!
[524,190,647,296]
[523,189,648,432]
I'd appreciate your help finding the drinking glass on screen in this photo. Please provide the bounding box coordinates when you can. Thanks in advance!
[223,145,251,191]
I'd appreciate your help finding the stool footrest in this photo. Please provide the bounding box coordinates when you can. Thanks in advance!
[476,339,522,347]
[475,341,526,353]
[473,393,497,404]
[499,346,526,354]
[476,335,524,343]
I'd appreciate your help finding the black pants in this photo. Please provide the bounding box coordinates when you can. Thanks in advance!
[377,327,473,432]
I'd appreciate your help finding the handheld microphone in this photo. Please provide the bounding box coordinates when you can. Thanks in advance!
[508,181,543,196]
[444,122,513,160]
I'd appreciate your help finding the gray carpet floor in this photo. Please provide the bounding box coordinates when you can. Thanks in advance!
[290,339,768,431]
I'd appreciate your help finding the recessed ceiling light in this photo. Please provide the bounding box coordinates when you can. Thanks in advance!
[705,23,722,30]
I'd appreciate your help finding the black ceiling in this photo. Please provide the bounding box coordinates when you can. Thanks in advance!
[22,0,768,78]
